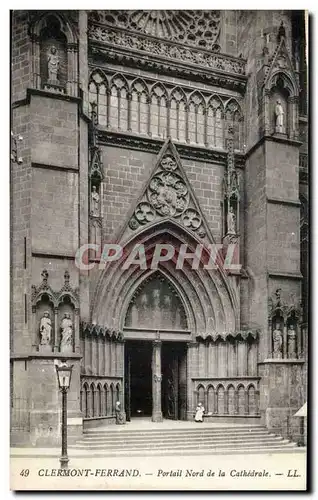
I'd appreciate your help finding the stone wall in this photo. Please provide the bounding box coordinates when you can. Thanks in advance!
[100,146,225,244]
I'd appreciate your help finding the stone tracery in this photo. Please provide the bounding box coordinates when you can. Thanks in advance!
[88,71,243,150]
[127,142,208,241]
[90,10,221,51]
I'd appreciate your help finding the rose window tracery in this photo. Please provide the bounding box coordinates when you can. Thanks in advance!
[91,10,221,50]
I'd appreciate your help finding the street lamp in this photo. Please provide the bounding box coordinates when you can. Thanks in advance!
[55,362,73,469]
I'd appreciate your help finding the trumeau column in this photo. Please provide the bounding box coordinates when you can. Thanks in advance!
[111,340,116,376]
[152,340,163,422]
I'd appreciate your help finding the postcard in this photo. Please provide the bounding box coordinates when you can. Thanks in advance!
[10,9,308,491]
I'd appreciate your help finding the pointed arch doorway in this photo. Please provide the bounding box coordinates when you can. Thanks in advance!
[123,272,189,422]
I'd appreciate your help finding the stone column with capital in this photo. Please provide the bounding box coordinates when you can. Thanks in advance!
[152,340,163,422]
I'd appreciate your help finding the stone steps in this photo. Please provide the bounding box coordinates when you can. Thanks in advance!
[71,424,301,455]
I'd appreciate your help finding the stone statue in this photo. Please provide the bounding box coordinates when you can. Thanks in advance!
[272,322,283,359]
[47,46,60,82]
[275,99,285,133]
[60,312,73,351]
[39,311,52,345]
[287,325,297,358]
[91,185,100,217]
[115,400,126,425]
[227,206,236,234]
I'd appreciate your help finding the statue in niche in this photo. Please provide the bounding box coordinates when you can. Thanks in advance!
[47,46,60,83]
[60,312,73,351]
[275,99,285,134]
[39,311,52,345]
[287,325,297,358]
[272,322,283,359]
[91,185,100,217]
[227,206,236,234]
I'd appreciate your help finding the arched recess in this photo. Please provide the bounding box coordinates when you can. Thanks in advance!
[149,83,168,139]
[264,70,299,139]
[90,220,239,336]
[28,12,78,96]
[224,98,242,150]
[207,95,224,149]
[170,87,187,143]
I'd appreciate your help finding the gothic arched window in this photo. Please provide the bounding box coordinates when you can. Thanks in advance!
[150,84,168,138]
[188,92,205,145]
[170,88,187,143]
[88,71,107,126]
[225,99,242,150]
[131,79,149,134]
[207,97,224,148]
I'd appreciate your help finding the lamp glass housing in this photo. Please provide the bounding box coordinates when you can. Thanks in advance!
[55,363,73,390]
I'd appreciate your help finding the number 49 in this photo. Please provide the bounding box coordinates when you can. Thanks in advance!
[20,469,29,477]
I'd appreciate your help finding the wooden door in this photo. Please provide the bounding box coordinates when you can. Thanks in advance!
[125,352,131,422]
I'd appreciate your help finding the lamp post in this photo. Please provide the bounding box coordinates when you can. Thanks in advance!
[55,362,73,469]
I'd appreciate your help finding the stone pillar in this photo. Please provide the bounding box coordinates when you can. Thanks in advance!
[283,324,288,359]
[152,340,163,422]
[186,341,198,420]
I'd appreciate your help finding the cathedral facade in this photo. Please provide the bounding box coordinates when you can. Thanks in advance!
[10,10,308,446]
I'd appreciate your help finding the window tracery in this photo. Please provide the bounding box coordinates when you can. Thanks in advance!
[88,71,244,151]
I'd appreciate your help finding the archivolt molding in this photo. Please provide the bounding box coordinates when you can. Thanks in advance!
[90,220,239,338]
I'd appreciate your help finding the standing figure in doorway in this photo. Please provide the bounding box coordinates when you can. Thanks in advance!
[115,401,126,425]
[194,402,205,423]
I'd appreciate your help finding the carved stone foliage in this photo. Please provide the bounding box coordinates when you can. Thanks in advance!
[88,16,246,79]
[31,269,79,352]
[196,330,258,342]
[125,272,188,331]
[81,322,124,341]
[89,70,243,151]
[268,288,303,360]
[89,11,221,51]
[128,140,207,240]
